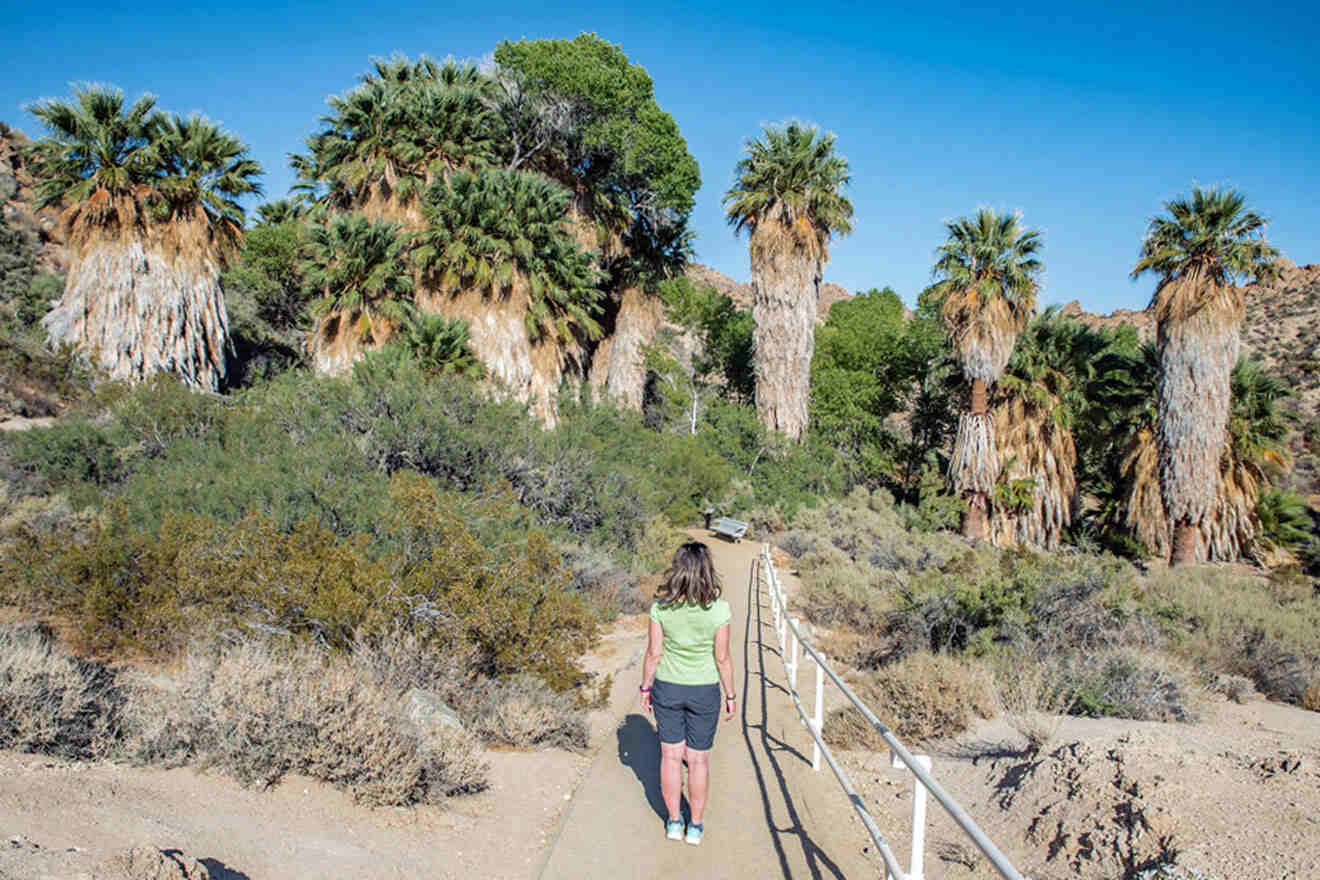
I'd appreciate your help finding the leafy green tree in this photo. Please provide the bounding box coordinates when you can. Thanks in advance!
[723,122,853,440]
[931,209,1041,539]
[655,276,754,400]
[1132,186,1281,565]
[809,288,912,487]
[26,86,261,389]
[414,169,602,342]
[493,33,700,218]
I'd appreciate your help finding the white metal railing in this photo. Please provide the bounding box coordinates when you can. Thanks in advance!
[758,544,1028,880]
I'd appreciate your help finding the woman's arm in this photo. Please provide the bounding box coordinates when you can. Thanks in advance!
[713,623,736,720]
[640,618,664,713]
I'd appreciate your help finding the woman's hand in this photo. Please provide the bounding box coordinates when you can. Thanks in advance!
[640,688,653,714]
[723,694,737,721]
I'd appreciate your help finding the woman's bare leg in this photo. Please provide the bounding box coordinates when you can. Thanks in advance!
[659,741,685,820]
[684,746,710,824]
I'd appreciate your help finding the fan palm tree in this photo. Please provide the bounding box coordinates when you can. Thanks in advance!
[414,169,601,342]
[28,86,260,389]
[989,310,1104,549]
[1132,187,1281,565]
[414,168,602,426]
[292,57,496,221]
[1108,353,1294,562]
[399,312,483,378]
[723,122,853,441]
[303,213,414,374]
[933,209,1041,539]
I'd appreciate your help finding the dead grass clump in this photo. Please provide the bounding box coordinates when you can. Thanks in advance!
[1304,677,1320,712]
[995,659,1071,753]
[0,623,122,760]
[122,641,488,806]
[823,651,996,747]
[466,675,589,751]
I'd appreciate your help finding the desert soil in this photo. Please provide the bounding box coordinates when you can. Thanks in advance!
[3,531,1318,879]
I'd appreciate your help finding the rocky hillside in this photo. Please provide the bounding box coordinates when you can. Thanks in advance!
[686,263,854,319]
[0,123,66,275]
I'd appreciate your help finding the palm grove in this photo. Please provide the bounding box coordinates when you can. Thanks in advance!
[7,34,1312,568]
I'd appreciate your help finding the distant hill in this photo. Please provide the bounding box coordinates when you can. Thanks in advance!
[685,263,854,320]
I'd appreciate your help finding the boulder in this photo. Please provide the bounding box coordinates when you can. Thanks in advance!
[405,687,463,733]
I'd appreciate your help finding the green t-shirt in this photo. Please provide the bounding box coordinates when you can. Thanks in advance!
[649,598,732,685]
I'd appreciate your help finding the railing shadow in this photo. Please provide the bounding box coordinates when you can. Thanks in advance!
[741,558,848,880]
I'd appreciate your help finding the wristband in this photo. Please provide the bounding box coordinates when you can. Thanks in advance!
[725,694,737,701]
[640,686,651,693]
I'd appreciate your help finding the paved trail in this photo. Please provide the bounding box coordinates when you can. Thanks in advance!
[540,534,882,880]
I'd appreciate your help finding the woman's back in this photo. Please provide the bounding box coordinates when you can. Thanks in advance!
[649,598,731,686]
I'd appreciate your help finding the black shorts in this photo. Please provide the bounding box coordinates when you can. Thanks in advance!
[652,679,721,751]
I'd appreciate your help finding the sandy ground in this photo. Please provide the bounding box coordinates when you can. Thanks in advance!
[2,531,1318,879]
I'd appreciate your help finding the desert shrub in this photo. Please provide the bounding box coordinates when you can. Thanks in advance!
[1058,648,1199,722]
[798,543,894,634]
[822,651,996,746]
[464,675,589,751]
[890,548,1139,658]
[793,487,964,576]
[6,418,121,487]
[1141,567,1320,704]
[121,641,488,805]
[995,658,1071,753]
[559,541,644,615]
[3,472,600,687]
[0,623,122,760]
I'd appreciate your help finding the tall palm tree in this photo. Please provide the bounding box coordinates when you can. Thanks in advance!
[1132,187,1281,565]
[933,209,1041,539]
[28,86,260,390]
[303,213,414,374]
[723,122,853,441]
[990,310,1104,549]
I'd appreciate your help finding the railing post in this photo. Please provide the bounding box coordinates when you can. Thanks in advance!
[811,658,824,772]
[788,618,800,693]
[893,752,932,880]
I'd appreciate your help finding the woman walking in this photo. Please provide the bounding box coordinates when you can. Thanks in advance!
[639,541,737,845]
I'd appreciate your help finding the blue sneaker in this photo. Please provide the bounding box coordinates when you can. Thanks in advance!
[665,819,684,841]
[685,823,703,846]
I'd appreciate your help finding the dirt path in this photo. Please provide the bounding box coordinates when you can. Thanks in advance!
[538,532,883,880]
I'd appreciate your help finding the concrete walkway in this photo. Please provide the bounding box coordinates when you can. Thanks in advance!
[539,534,883,879]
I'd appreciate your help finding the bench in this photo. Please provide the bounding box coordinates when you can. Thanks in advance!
[711,516,749,543]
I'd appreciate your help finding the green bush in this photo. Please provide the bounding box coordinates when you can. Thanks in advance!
[7,418,121,487]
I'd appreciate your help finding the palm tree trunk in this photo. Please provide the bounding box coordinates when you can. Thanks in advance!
[1170,519,1199,566]
[601,286,664,409]
[749,230,819,441]
[952,378,996,541]
[1155,278,1242,565]
[42,239,229,390]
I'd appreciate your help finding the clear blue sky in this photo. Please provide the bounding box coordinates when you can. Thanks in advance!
[3,0,1316,312]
